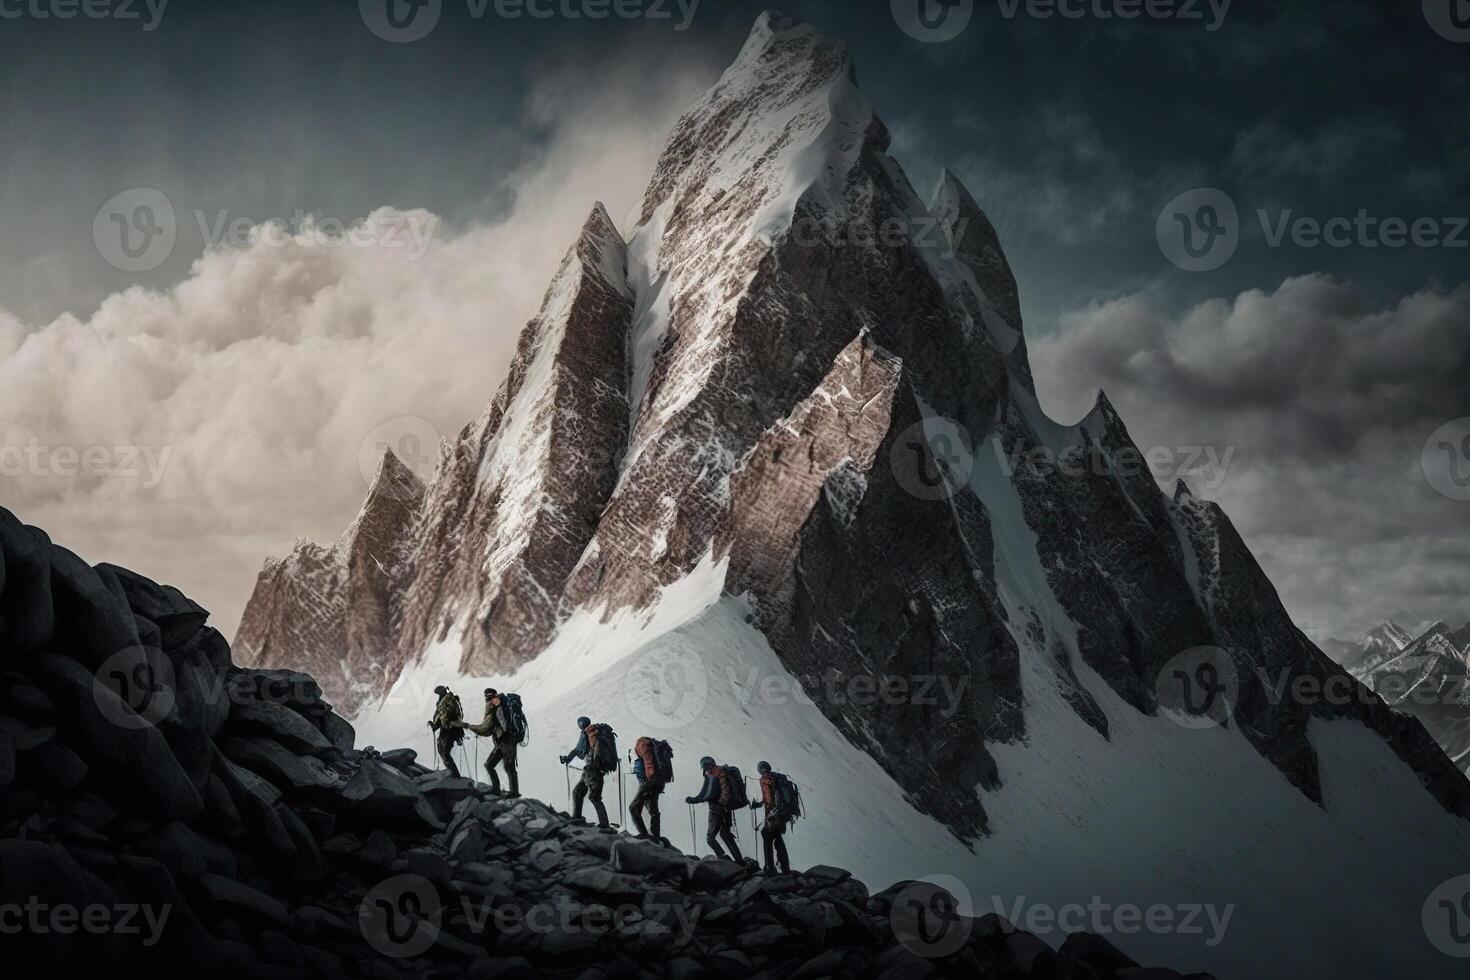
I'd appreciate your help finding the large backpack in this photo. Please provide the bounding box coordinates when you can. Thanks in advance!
[501,693,529,747]
[720,765,749,808]
[588,723,618,771]
[651,738,675,783]
[771,772,802,822]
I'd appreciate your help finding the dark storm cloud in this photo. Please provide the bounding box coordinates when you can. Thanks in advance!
[1032,275,1470,636]
[0,0,1464,640]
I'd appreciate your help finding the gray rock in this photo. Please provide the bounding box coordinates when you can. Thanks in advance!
[227,700,333,755]
[527,837,563,872]
[196,871,290,928]
[0,512,56,657]
[562,866,645,900]
[339,759,444,830]
[98,563,210,649]
[403,846,453,886]
[610,838,692,879]
[223,735,344,792]
[174,657,230,738]
[49,548,143,673]
[319,710,356,753]
[379,746,418,770]
[32,654,202,822]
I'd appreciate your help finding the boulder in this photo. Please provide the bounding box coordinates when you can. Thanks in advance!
[196,871,291,928]
[227,700,334,755]
[25,741,88,790]
[0,512,56,657]
[319,710,356,753]
[610,838,692,879]
[562,866,646,900]
[174,657,230,738]
[97,563,210,649]
[338,759,444,830]
[32,654,202,822]
[49,547,142,672]
[690,857,750,891]
[223,736,344,793]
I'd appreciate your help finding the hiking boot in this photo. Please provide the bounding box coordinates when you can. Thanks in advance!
[568,816,588,826]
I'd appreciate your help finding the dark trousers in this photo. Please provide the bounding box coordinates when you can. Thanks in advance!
[572,766,609,826]
[705,805,741,861]
[761,812,791,872]
[436,731,461,778]
[485,738,518,795]
[629,780,663,838]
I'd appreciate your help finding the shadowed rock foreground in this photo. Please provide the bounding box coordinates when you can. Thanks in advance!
[0,506,1215,978]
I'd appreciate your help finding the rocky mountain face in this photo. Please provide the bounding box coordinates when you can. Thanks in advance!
[0,506,1214,979]
[236,452,424,717]
[1335,620,1470,776]
[237,11,1470,840]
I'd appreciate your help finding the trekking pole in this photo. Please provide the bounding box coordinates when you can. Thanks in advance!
[564,761,571,808]
[688,804,697,856]
[618,760,626,830]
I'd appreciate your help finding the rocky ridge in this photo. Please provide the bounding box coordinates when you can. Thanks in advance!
[1,506,1217,978]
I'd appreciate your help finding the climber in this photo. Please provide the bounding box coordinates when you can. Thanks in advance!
[751,760,801,875]
[427,684,463,779]
[465,688,524,797]
[630,736,674,843]
[559,716,612,829]
[685,755,744,861]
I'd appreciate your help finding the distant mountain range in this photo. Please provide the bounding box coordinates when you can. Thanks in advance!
[1327,619,1470,775]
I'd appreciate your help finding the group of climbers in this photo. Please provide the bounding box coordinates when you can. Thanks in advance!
[429,689,803,875]
[428,686,527,796]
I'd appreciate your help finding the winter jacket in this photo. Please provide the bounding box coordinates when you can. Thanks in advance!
[565,728,590,763]
[431,693,463,730]
[688,766,733,807]
[466,700,512,740]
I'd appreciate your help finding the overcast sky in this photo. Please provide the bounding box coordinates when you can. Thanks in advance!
[0,0,1465,643]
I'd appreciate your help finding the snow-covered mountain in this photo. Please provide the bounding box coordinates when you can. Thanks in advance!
[239,12,1470,976]
[1323,620,1417,676]
[1334,620,1470,778]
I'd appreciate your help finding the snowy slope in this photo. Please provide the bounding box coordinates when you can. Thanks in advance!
[357,551,1470,979]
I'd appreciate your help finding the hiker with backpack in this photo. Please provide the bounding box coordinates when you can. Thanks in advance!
[427,685,464,779]
[465,688,527,797]
[630,736,674,843]
[559,716,615,830]
[751,760,801,875]
[685,756,745,862]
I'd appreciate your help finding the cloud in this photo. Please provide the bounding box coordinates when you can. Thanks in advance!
[1031,274,1470,638]
[0,52,713,641]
